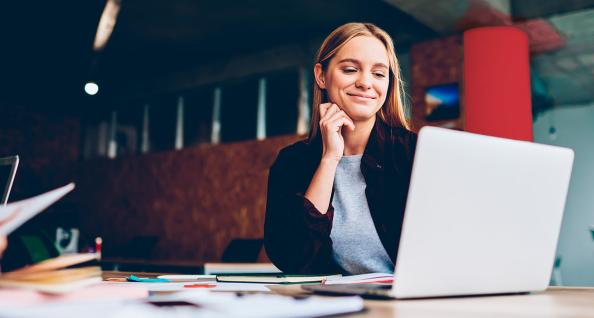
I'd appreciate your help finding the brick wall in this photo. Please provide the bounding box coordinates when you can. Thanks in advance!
[0,104,80,199]
[1,102,301,263]
[69,135,301,262]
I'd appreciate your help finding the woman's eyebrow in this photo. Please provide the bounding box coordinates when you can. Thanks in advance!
[337,58,388,69]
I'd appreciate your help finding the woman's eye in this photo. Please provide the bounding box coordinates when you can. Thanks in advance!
[343,68,357,74]
[374,72,386,78]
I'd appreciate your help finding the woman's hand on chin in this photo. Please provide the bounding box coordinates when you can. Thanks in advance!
[319,103,355,163]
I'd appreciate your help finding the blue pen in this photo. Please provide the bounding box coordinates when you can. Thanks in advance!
[127,275,171,283]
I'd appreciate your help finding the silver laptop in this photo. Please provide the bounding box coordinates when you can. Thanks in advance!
[304,126,574,299]
[0,155,19,205]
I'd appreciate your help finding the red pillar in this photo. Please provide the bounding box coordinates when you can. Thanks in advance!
[463,26,533,141]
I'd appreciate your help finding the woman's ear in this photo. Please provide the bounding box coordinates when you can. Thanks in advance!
[313,63,326,89]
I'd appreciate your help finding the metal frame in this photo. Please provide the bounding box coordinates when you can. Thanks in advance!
[0,155,19,205]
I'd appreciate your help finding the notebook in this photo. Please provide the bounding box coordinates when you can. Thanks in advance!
[0,253,101,294]
[216,274,341,284]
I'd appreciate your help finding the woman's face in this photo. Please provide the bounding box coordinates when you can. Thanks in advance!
[315,35,390,123]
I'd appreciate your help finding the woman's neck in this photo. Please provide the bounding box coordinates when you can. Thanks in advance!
[342,116,376,156]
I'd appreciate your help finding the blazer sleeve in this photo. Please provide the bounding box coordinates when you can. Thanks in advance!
[263,147,342,274]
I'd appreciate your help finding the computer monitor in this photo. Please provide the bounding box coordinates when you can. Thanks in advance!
[0,155,19,205]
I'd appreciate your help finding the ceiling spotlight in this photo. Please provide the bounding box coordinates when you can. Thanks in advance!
[85,82,99,96]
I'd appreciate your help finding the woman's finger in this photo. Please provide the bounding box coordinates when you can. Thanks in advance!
[340,111,355,131]
[323,110,352,131]
[320,104,340,122]
[328,117,355,133]
[0,236,6,257]
[328,110,356,131]
[319,103,332,119]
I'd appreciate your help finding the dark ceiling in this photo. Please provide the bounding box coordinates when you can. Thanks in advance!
[98,0,436,94]
[2,0,593,115]
[0,1,104,112]
[0,0,437,114]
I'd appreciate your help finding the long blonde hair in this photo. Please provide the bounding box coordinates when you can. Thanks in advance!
[308,22,411,141]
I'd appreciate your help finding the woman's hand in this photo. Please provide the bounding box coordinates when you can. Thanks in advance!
[319,103,355,162]
[0,236,6,257]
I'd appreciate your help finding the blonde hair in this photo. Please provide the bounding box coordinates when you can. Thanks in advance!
[308,22,411,141]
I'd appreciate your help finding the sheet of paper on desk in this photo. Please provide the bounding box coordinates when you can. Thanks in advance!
[103,281,190,292]
[0,183,75,235]
[0,300,203,318]
[210,282,270,292]
[325,272,394,284]
[0,292,363,318]
[151,290,364,318]
[0,282,148,308]
[103,281,270,292]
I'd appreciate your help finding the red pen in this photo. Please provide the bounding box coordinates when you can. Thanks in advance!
[184,283,216,288]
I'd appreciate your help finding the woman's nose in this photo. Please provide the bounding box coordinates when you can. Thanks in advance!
[355,73,372,90]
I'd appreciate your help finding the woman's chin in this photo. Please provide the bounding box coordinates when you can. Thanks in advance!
[343,106,378,123]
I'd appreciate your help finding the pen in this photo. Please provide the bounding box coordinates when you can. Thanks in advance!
[184,283,216,288]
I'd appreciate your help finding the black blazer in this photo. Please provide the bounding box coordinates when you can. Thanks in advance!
[264,119,417,274]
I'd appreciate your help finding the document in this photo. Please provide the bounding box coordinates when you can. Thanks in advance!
[0,292,363,318]
[150,290,365,317]
[324,272,394,285]
[0,183,75,235]
[216,274,341,284]
[103,281,271,292]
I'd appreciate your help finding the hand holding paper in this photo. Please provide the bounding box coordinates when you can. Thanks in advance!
[0,235,6,257]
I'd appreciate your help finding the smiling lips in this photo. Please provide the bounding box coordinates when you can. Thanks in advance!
[347,92,376,100]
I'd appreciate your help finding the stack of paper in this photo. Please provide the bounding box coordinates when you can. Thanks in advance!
[0,253,101,293]
[0,183,103,293]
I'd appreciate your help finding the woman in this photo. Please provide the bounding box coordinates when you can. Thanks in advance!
[264,22,417,275]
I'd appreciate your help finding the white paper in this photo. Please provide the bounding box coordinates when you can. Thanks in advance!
[102,281,270,292]
[102,281,191,292]
[151,291,364,318]
[0,292,363,318]
[324,272,394,284]
[210,282,270,292]
[0,183,75,235]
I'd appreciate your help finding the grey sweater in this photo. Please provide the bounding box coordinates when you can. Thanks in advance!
[329,154,394,275]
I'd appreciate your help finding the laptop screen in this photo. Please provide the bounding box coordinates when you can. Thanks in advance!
[0,156,19,205]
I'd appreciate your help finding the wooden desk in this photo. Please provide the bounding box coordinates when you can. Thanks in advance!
[265,285,594,317]
[353,287,594,318]
[103,272,594,317]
